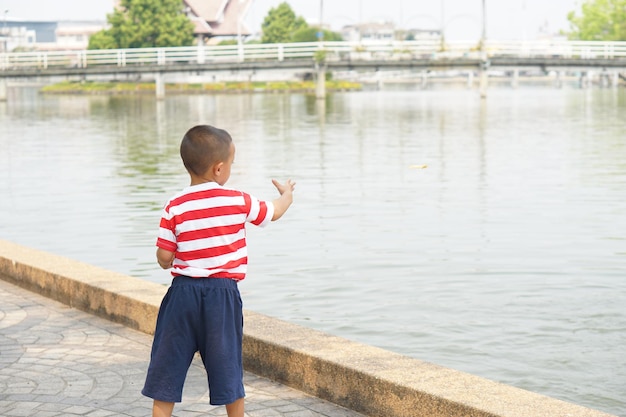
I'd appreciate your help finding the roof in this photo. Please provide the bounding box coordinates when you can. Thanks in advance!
[184,0,253,37]
[184,0,228,22]
[189,15,213,35]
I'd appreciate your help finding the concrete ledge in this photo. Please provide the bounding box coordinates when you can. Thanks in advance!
[0,239,616,417]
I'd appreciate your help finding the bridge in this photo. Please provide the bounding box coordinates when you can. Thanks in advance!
[1,40,626,100]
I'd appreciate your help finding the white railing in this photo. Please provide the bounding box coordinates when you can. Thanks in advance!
[2,40,626,71]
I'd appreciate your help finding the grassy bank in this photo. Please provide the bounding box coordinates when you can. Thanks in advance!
[40,80,362,95]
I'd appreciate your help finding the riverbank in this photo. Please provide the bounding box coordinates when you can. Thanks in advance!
[0,239,617,417]
[40,80,362,95]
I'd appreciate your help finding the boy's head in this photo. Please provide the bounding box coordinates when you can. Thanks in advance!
[180,125,235,185]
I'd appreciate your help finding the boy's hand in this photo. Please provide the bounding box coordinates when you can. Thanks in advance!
[271,179,295,221]
[272,179,295,195]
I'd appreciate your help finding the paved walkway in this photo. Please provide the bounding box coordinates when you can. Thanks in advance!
[0,279,365,417]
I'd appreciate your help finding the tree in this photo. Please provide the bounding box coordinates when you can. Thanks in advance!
[291,27,343,43]
[567,0,626,41]
[88,0,195,49]
[261,2,308,43]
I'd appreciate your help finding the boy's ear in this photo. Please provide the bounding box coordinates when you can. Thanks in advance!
[213,161,224,176]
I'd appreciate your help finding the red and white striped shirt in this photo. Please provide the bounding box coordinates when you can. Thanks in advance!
[156,182,274,281]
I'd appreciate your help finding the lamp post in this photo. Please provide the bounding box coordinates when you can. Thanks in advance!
[318,0,324,43]
[237,11,243,62]
[316,0,326,99]
[2,10,8,53]
[479,0,488,98]
[481,0,486,49]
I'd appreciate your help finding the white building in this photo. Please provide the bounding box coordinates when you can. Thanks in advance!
[54,21,108,50]
[342,22,396,43]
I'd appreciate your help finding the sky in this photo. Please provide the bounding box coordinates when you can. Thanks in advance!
[1,0,582,40]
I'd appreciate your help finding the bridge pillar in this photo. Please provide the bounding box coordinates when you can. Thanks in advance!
[315,63,326,100]
[578,71,591,89]
[467,71,473,89]
[197,44,205,64]
[587,71,594,88]
[511,69,519,89]
[420,71,428,89]
[612,72,620,88]
[155,72,165,100]
[600,71,610,88]
[0,78,7,102]
[479,67,488,98]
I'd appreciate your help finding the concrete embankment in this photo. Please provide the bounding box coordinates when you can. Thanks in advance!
[0,239,616,417]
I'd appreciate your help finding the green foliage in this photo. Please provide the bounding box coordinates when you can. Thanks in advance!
[88,0,195,49]
[261,2,308,43]
[567,0,626,41]
[217,39,239,46]
[291,27,343,42]
[313,49,327,63]
[260,2,343,44]
[41,80,362,94]
[88,31,118,49]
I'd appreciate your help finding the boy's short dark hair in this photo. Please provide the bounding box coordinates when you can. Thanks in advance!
[180,125,232,176]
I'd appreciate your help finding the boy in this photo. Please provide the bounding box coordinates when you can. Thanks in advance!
[142,125,295,417]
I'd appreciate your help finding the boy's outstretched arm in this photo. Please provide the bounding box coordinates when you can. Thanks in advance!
[156,248,175,269]
[271,179,295,221]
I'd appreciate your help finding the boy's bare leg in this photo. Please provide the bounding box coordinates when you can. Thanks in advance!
[225,397,244,417]
[153,400,175,417]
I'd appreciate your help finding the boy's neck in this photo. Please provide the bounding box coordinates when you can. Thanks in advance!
[189,174,218,186]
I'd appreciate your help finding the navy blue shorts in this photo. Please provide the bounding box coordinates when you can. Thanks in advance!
[142,276,245,405]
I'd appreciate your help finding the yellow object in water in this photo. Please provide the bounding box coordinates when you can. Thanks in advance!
[410,164,428,169]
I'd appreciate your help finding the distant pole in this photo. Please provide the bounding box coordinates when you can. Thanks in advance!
[481,0,486,49]
[521,0,527,42]
[479,0,488,98]
[358,0,363,43]
[440,0,445,50]
[237,12,243,62]
[318,0,324,42]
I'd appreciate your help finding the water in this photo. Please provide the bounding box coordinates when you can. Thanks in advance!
[1,86,625,416]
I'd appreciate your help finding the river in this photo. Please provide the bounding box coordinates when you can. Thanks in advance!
[0,86,624,416]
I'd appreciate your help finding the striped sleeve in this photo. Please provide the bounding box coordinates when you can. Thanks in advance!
[156,207,178,252]
[244,192,274,227]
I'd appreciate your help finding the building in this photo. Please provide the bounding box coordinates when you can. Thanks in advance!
[54,21,108,50]
[341,21,442,43]
[341,22,396,43]
[0,18,106,51]
[1,19,52,52]
[401,28,441,42]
